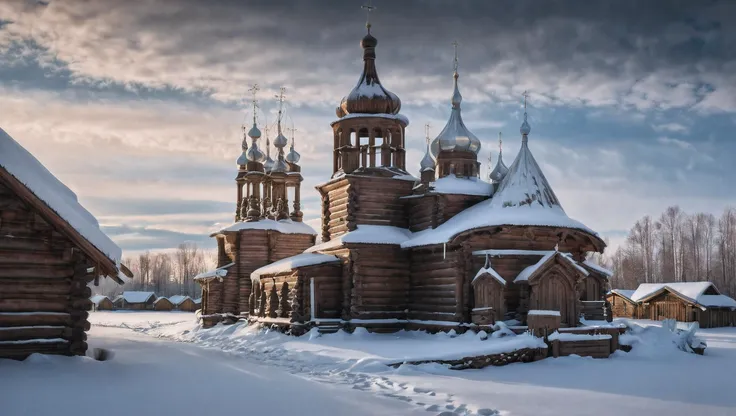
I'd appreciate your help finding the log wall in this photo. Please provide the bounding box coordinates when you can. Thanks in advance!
[349,244,410,321]
[408,248,460,322]
[607,294,637,319]
[0,181,95,359]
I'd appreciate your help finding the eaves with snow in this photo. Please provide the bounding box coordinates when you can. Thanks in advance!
[0,128,132,283]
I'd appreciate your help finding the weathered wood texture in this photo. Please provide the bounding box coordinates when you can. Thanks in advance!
[606,293,639,319]
[199,229,314,320]
[349,244,410,321]
[405,194,486,232]
[0,180,95,359]
[250,263,343,323]
[408,249,459,322]
[92,297,113,311]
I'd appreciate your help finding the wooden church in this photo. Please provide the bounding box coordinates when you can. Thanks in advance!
[196,19,611,332]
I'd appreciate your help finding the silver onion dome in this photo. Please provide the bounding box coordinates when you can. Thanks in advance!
[420,141,435,172]
[489,149,508,183]
[248,123,262,139]
[286,145,300,164]
[430,65,481,156]
[246,142,265,163]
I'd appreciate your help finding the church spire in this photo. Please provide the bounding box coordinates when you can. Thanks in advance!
[245,84,265,164]
[271,87,289,173]
[420,123,435,172]
[520,90,531,142]
[286,125,301,165]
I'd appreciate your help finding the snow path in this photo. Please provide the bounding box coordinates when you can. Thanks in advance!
[0,326,426,416]
[86,313,736,416]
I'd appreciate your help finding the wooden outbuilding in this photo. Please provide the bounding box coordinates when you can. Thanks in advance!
[0,128,132,360]
[606,290,638,319]
[168,295,197,312]
[113,291,156,310]
[628,282,736,328]
[153,297,174,311]
[90,295,113,311]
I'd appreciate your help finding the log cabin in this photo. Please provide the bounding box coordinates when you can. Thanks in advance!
[90,295,114,311]
[153,297,174,311]
[606,290,638,319]
[113,291,156,310]
[0,128,132,360]
[609,282,736,328]
[200,21,613,333]
[169,295,198,312]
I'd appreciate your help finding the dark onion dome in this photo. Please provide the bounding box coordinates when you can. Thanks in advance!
[336,30,401,117]
[430,59,481,156]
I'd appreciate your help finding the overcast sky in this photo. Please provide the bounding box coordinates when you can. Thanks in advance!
[1,0,735,256]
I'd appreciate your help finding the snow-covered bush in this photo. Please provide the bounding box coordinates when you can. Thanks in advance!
[619,320,706,356]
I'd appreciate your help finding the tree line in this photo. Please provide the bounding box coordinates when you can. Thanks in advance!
[92,242,216,299]
[606,206,736,298]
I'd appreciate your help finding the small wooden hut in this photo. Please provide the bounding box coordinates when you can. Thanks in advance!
[169,295,197,312]
[113,291,156,310]
[153,297,174,311]
[90,295,113,311]
[470,256,507,325]
[606,290,638,319]
[629,282,736,328]
[0,128,132,360]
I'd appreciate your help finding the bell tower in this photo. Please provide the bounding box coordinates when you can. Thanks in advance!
[330,5,408,178]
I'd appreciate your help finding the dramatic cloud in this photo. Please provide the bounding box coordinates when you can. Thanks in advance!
[1,0,734,256]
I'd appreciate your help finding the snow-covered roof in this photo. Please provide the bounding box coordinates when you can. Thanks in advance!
[514,252,555,283]
[90,295,110,305]
[193,298,202,304]
[631,282,736,309]
[697,295,736,309]
[154,297,171,305]
[402,135,600,249]
[168,295,192,306]
[119,291,155,304]
[514,252,587,283]
[0,128,125,273]
[193,263,234,281]
[472,265,505,286]
[609,289,636,302]
[306,225,412,253]
[528,310,561,316]
[214,219,316,236]
[252,253,341,280]
[429,175,493,196]
[583,260,613,277]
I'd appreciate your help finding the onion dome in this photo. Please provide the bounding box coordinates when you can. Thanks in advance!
[520,112,531,137]
[430,49,481,156]
[489,134,508,183]
[336,28,401,117]
[271,128,289,172]
[420,143,435,172]
[246,141,265,163]
[248,123,262,139]
[286,135,300,164]
[236,135,248,166]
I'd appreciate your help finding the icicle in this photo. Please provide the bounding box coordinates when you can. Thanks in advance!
[443,243,446,260]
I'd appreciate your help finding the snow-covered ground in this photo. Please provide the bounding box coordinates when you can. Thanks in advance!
[3,312,736,416]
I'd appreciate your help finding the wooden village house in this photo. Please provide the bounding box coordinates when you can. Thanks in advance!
[0,128,132,360]
[113,291,156,310]
[169,295,198,312]
[90,295,114,311]
[153,297,174,311]
[608,282,736,328]
[195,21,613,333]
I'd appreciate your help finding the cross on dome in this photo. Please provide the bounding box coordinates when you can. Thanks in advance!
[361,1,376,32]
